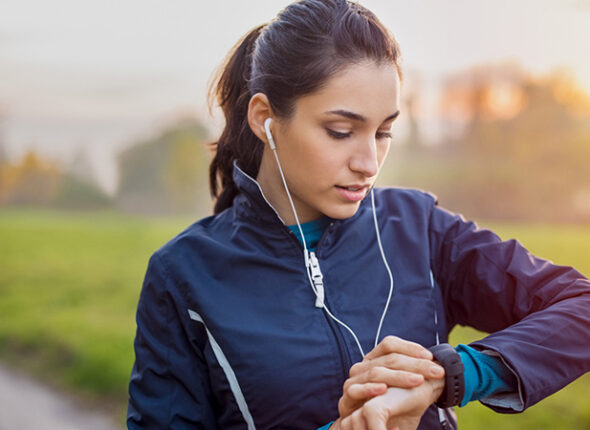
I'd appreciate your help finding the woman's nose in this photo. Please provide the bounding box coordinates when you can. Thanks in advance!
[349,136,379,177]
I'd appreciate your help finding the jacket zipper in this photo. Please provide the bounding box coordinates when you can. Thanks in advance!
[438,407,457,430]
[322,294,354,382]
[286,227,354,385]
[315,223,356,377]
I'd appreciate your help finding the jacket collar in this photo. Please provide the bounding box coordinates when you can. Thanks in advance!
[231,160,369,228]
[232,161,286,224]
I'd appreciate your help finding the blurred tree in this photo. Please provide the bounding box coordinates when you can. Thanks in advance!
[164,128,207,212]
[392,63,590,223]
[0,140,6,168]
[440,62,526,144]
[54,175,113,209]
[68,147,99,187]
[54,148,112,209]
[0,146,5,166]
[0,145,113,209]
[116,118,211,215]
[0,150,62,206]
[404,90,423,150]
[401,70,424,150]
[550,69,590,116]
[0,108,6,166]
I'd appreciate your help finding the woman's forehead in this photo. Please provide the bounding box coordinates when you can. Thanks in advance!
[294,61,401,122]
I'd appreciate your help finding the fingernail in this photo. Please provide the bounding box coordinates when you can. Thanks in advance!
[371,384,387,394]
[430,365,444,376]
[421,350,433,359]
[409,374,422,383]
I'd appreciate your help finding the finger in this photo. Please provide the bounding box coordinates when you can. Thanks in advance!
[339,416,352,430]
[345,366,425,391]
[348,382,388,400]
[341,414,360,430]
[339,382,387,417]
[354,354,444,380]
[351,409,368,430]
[362,403,388,430]
[365,336,432,361]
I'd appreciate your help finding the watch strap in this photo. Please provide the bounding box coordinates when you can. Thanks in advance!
[428,343,465,408]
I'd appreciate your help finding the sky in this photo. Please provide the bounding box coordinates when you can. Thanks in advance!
[1,0,589,192]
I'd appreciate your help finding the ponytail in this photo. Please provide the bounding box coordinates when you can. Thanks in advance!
[208,1,402,215]
[208,25,265,214]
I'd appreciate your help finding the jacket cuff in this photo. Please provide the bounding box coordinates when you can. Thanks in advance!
[477,349,524,412]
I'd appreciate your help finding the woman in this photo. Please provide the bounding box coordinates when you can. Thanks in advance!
[127,1,590,429]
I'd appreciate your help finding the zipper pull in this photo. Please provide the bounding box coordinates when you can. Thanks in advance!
[438,408,449,429]
[307,251,325,308]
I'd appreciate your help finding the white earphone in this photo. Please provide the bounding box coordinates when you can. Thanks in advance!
[263,118,276,150]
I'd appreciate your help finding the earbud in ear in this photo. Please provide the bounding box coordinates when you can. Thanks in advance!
[263,118,276,150]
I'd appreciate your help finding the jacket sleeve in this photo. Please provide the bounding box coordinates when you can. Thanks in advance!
[127,253,217,429]
[428,199,590,412]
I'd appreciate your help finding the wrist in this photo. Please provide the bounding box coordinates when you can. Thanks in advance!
[428,343,465,408]
[426,373,446,404]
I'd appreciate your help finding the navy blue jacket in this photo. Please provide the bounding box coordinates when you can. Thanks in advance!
[128,165,590,429]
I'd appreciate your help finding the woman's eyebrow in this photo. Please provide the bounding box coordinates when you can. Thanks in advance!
[383,111,400,123]
[324,109,400,123]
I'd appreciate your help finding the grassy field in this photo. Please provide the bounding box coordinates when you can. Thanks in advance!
[0,208,589,428]
[0,208,196,421]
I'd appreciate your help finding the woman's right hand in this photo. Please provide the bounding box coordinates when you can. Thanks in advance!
[336,376,446,430]
[334,336,444,423]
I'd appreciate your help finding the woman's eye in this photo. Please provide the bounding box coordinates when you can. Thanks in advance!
[326,129,352,139]
[376,131,393,140]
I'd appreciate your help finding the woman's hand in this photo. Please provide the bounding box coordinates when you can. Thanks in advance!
[336,377,445,430]
[335,336,444,421]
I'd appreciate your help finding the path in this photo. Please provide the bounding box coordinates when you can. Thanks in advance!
[0,362,123,430]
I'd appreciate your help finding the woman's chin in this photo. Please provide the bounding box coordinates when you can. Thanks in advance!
[322,202,362,220]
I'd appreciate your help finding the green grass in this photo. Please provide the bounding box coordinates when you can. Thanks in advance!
[1,209,589,428]
[0,208,196,417]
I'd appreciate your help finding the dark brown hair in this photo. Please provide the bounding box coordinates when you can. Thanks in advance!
[209,0,402,213]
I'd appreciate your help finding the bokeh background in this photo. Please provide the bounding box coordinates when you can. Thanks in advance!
[1,0,590,428]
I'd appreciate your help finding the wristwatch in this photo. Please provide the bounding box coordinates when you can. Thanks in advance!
[428,343,465,408]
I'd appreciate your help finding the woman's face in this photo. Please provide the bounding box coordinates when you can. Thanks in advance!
[257,60,401,224]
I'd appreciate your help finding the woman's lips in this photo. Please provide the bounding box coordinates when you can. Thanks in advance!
[335,185,369,202]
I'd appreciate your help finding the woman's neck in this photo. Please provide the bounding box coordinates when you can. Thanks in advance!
[256,153,321,225]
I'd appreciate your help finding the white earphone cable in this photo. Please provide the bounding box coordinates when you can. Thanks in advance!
[264,117,394,359]
[304,266,366,357]
[371,188,395,348]
[270,150,308,249]
[265,119,308,254]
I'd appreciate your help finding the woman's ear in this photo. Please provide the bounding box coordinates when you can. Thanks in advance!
[248,93,274,145]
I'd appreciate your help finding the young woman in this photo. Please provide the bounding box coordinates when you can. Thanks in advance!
[127,1,590,429]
